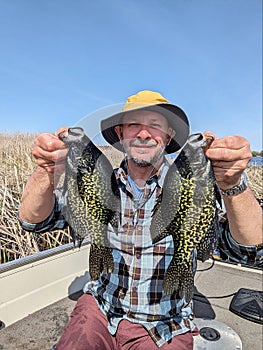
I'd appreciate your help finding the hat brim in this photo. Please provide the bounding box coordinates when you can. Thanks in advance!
[101,103,190,153]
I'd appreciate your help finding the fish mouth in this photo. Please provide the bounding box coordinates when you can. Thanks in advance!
[187,133,214,150]
[58,127,85,142]
[203,135,214,149]
[58,129,69,140]
[68,127,85,136]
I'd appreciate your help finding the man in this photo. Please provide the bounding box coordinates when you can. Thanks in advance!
[19,90,262,349]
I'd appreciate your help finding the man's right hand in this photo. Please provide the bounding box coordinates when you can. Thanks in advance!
[19,126,70,223]
[32,126,69,174]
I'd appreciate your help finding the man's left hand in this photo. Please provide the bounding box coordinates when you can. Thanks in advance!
[203,131,252,190]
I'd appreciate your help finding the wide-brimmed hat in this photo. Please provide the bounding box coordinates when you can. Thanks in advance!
[100,90,190,153]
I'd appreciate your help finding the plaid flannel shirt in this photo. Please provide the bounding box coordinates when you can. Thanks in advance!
[19,158,263,347]
[82,159,197,347]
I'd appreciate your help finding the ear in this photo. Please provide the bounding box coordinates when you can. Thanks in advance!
[167,128,176,145]
[114,126,123,140]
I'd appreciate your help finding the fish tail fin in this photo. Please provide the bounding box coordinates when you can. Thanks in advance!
[89,244,114,280]
[102,246,114,274]
[163,260,194,303]
[89,244,102,280]
[179,275,195,303]
[163,259,181,295]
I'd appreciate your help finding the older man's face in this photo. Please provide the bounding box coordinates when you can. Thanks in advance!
[114,110,175,167]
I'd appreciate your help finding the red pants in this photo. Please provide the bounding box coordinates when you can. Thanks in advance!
[55,294,195,350]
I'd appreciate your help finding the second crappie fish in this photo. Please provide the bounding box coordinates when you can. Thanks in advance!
[150,133,220,303]
[59,127,120,281]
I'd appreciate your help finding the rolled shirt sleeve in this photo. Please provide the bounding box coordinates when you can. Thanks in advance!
[18,198,67,234]
[218,220,263,268]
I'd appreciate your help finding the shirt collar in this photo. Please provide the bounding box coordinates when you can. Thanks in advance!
[116,157,171,189]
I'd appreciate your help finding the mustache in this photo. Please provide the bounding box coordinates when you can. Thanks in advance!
[130,139,158,147]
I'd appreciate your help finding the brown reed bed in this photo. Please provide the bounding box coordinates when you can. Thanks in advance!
[246,164,263,199]
[0,133,124,264]
[0,132,262,264]
[0,132,72,263]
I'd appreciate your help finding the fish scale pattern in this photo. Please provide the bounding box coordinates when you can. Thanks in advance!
[150,133,219,303]
[59,128,120,281]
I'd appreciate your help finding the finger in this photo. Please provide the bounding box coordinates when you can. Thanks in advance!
[34,133,56,150]
[212,166,243,185]
[35,157,66,174]
[35,157,54,166]
[54,126,69,137]
[207,147,252,162]
[34,133,67,152]
[208,135,250,151]
[43,165,56,174]
[33,148,68,164]
[205,135,252,162]
[211,157,251,187]
[46,162,66,175]
[203,131,218,140]
[32,133,68,161]
[212,159,248,171]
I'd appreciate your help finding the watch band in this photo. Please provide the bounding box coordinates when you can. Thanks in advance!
[219,172,248,197]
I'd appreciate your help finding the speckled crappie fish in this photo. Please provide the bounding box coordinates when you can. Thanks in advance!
[150,133,220,302]
[59,127,120,281]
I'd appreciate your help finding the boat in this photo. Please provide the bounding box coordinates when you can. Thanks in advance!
[0,242,262,349]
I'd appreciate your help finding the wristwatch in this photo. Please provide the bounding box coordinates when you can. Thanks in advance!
[219,171,248,197]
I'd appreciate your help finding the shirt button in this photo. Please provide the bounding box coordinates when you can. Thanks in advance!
[135,249,141,259]
[119,289,125,298]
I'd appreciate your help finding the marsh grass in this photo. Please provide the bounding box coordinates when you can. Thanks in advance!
[0,133,124,264]
[246,164,263,199]
[0,132,262,264]
[0,132,72,263]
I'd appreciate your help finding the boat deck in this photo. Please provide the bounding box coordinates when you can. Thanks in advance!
[0,260,262,350]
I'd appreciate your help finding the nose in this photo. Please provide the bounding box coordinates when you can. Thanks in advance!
[136,126,152,140]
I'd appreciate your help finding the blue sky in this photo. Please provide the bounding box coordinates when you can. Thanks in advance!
[0,0,262,151]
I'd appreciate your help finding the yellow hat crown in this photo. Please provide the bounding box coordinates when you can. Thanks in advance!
[123,90,169,112]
